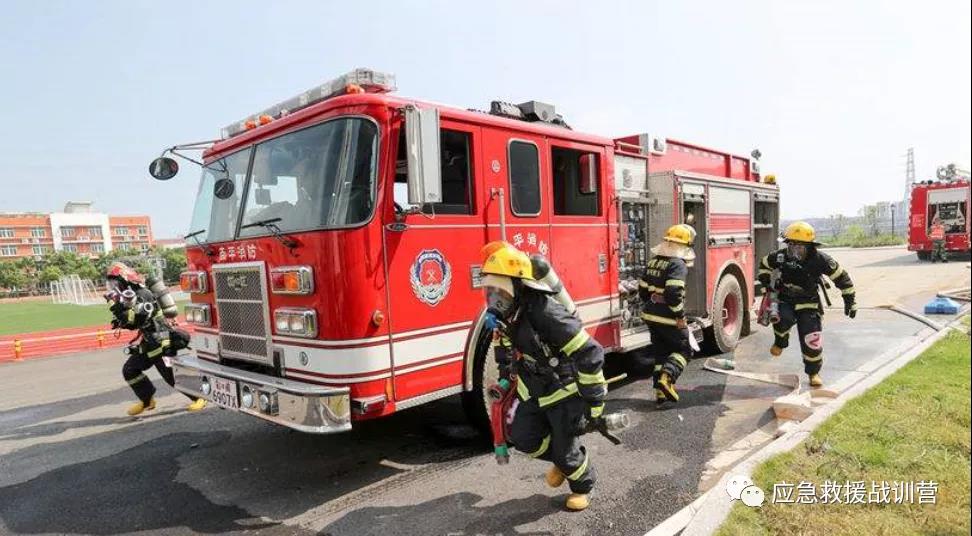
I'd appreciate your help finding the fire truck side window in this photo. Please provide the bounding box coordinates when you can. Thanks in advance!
[394,129,473,215]
[551,147,600,216]
[508,140,541,216]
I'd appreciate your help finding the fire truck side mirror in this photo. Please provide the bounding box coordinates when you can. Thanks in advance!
[579,153,598,194]
[149,157,179,181]
[404,105,443,205]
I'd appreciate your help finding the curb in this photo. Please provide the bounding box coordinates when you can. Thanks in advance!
[644,313,960,536]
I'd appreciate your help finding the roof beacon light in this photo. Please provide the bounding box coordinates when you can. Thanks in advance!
[221,68,396,139]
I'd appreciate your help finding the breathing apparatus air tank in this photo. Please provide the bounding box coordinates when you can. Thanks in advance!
[529,255,577,317]
[145,275,179,318]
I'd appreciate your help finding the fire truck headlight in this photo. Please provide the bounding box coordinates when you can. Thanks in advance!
[184,304,210,326]
[257,390,278,415]
[270,266,314,295]
[240,385,254,408]
[273,308,318,338]
[179,271,208,294]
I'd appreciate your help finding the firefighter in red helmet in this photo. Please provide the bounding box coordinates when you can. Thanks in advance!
[105,262,205,415]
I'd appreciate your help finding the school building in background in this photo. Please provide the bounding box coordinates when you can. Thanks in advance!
[0,202,153,260]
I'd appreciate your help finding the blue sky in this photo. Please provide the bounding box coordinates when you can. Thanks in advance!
[1,0,969,238]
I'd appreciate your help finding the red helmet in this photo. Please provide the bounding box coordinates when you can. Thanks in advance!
[106,261,143,285]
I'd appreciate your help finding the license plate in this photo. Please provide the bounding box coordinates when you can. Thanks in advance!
[210,377,239,409]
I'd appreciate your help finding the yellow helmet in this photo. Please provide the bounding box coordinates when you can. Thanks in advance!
[664,224,696,246]
[480,241,535,279]
[783,221,817,244]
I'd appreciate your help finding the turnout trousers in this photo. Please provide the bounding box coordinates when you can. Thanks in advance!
[647,323,690,383]
[772,301,824,375]
[509,396,596,494]
[122,340,193,404]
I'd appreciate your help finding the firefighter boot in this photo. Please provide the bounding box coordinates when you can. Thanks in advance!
[655,388,668,407]
[127,398,156,416]
[657,372,679,403]
[545,465,566,488]
[566,493,590,511]
[186,398,207,412]
[808,374,824,387]
[770,345,783,357]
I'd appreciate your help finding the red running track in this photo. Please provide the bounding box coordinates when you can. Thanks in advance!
[0,322,195,362]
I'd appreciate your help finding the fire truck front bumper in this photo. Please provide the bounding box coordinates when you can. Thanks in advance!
[171,354,351,434]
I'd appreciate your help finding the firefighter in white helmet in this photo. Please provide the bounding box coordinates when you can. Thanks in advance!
[480,241,607,512]
[757,221,856,387]
[638,224,697,406]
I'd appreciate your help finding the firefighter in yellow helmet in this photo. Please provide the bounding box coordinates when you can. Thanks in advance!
[757,221,856,387]
[480,241,607,511]
[638,224,697,406]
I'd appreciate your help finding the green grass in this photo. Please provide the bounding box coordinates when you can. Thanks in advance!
[819,233,907,248]
[718,323,971,536]
[0,299,188,337]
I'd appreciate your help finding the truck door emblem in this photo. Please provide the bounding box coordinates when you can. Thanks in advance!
[410,249,452,306]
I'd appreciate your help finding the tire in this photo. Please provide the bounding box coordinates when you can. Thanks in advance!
[917,251,931,261]
[460,328,498,436]
[704,275,744,354]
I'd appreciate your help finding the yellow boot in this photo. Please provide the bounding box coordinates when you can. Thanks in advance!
[808,374,824,387]
[127,398,156,416]
[186,398,208,412]
[657,372,679,402]
[565,493,590,511]
[655,388,668,406]
[770,345,783,357]
[545,465,566,488]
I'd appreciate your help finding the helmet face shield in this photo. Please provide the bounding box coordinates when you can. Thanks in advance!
[787,242,809,261]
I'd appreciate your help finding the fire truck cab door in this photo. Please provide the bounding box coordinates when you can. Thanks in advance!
[547,141,613,343]
[480,128,551,255]
[384,118,485,402]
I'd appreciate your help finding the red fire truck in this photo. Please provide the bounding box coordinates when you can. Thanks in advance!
[150,68,779,433]
[907,164,970,260]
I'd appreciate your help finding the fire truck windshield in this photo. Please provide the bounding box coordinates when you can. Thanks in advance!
[188,117,379,244]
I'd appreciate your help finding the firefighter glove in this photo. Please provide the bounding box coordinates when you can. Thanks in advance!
[843,297,857,319]
[675,317,688,330]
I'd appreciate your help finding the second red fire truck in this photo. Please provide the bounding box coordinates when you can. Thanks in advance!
[151,68,780,433]
[908,164,970,260]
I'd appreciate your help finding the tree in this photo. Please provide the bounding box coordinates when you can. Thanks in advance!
[827,214,847,238]
[155,246,187,284]
[39,266,64,286]
[0,260,28,291]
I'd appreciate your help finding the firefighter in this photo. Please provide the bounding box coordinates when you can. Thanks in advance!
[105,262,206,416]
[480,241,607,512]
[638,224,697,406]
[757,222,856,387]
[929,217,947,262]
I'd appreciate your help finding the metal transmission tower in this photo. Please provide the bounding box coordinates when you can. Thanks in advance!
[899,147,916,221]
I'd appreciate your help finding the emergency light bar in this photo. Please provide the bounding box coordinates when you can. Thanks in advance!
[221,68,397,139]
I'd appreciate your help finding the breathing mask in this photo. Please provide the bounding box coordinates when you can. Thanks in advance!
[787,242,809,261]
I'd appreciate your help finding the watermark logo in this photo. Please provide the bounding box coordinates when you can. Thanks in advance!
[726,475,765,508]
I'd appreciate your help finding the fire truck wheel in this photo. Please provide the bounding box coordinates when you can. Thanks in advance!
[461,328,496,437]
[704,275,744,354]
[917,251,931,261]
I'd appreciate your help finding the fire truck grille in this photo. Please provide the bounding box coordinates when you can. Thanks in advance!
[213,263,272,364]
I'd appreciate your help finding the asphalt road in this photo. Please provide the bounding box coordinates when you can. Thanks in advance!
[0,246,968,536]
